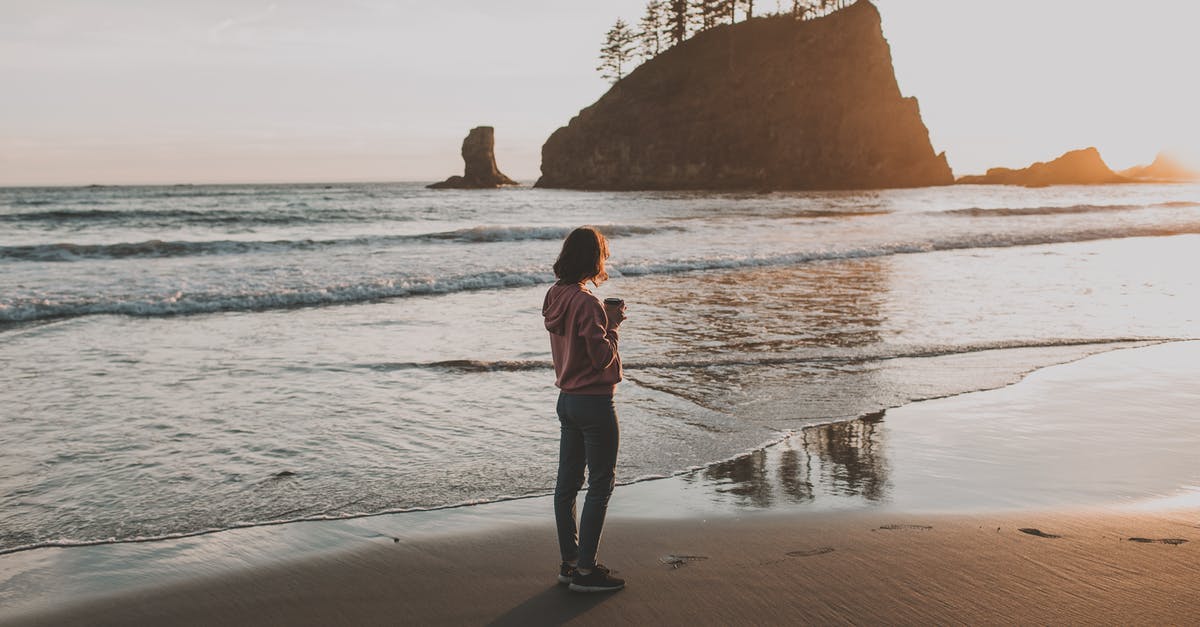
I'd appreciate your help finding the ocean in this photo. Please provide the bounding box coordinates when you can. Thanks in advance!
[2,181,1199,555]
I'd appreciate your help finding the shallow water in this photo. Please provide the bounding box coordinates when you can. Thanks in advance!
[1,182,1198,554]
[4,342,1199,618]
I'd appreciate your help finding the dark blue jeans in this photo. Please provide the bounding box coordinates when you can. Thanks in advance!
[554,392,619,570]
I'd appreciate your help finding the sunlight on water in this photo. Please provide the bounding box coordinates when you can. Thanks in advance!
[1,182,1198,553]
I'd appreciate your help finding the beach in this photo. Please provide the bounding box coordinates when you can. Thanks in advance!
[10,510,1199,626]
[6,0,1200,623]
[4,341,1199,625]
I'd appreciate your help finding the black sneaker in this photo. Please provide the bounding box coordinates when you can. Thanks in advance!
[558,562,609,584]
[557,562,576,584]
[569,566,625,593]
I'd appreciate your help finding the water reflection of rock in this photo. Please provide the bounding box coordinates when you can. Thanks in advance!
[627,258,892,410]
[644,258,890,357]
[689,410,889,508]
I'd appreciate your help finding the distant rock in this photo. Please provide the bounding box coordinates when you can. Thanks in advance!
[1119,152,1200,182]
[428,126,518,189]
[957,148,1128,187]
[535,1,952,191]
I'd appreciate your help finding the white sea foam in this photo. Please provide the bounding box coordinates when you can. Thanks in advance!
[940,201,1200,217]
[0,223,680,262]
[4,222,1200,323]
[614,223,1200,275]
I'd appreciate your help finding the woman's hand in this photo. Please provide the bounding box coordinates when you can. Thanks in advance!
[604,302,627,328]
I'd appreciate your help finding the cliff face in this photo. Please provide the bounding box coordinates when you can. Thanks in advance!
[536,2,952,191]
[957,148,1128,187]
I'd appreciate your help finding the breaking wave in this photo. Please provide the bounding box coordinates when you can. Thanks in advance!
[3,223,1199,324]
[941,201,1200,217]
[362,338,1165,374]
[0,224,680,262]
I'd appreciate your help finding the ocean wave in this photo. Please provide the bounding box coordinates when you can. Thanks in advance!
[362,338,1164,374]
[783,209,891,219]
[0,224,680,262]
[3,224,1199,323]
[0,207,402,226]
[0,271,556,323]
[940,201,1199,218]
[0,239,318,261]
[362,359,553,372]
[424,223,677,243]
[613,223,1200,276]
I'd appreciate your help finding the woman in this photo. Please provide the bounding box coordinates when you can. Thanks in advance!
[542,226,627,593]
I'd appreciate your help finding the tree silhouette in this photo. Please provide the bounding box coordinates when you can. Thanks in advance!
[597,18,638,83]
[666,0,690,45]
[792,0,854,19]
[793,0,819,19]
[701,0,738,25]
[694,0,722,30]
[638,1,667,61]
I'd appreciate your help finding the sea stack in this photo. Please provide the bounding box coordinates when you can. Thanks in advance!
[428,126,518,189]
[1119,152,1200,182]
[536,2,952,191]
[957,148,1129,187]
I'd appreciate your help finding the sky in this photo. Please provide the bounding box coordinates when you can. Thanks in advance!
[2,0,1198,186]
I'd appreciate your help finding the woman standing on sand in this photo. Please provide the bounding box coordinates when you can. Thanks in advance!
[542,226,627,593]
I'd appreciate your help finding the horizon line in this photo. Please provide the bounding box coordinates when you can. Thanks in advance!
[0,178,544,190]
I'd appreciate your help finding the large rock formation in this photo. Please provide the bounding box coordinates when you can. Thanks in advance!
[428,126,518,189]
[536,2,952,191]
[1119,152,1200,182]
[957,148,1128,187]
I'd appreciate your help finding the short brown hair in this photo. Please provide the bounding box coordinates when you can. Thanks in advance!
[553,226,610,286]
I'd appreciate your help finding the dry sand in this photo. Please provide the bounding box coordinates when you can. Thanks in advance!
[7,507,1197,626]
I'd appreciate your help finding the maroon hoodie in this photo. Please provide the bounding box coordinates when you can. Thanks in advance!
[542,282,622,395]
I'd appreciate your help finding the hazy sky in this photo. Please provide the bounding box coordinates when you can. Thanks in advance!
[2,0,1198,185]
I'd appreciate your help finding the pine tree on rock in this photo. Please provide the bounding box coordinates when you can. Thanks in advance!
[666,0,690,45]
[597,18,638,84]
[694,0,721,31]
[638,1,667,61]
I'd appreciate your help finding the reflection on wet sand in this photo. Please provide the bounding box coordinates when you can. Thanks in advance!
[807,409,888,500]
[687,410,890,507]
[702,449,775,508]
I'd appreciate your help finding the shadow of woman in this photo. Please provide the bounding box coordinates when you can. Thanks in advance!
[485,584,617,626]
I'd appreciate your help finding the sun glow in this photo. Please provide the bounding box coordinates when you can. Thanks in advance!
[1,0,1197,184]
[877,0,1200,175]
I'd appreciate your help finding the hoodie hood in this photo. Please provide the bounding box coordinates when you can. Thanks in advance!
[543,282,584,336]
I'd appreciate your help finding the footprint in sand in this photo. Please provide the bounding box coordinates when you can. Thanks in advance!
[876,524,933,531]
[1128,537,1188,545]
[1018,528,1061,539]
[659,554,709,569]
[786,547,835,558]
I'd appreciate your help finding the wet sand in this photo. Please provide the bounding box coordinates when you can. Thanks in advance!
[7,508,1198,626]
[5,341,1200,625]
